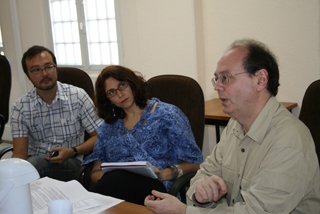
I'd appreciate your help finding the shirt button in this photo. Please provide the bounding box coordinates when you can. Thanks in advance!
[232,199,235,203]
[241,148,245,152]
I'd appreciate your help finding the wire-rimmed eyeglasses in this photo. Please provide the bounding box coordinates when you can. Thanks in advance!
[106,81,129,98]
[28,64,56,75]
[211,72,247,87]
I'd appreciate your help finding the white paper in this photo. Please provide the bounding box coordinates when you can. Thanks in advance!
[30,177,124,214]
[101,161,158,179]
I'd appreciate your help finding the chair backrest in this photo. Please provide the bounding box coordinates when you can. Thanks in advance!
[57,67,95,141]
[0,55,12,142]
[299,79,320,165]
[0,55,12,124]
[147,75,205,150]
[57,67,95,100]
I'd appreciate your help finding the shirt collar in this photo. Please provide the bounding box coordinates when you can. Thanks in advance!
[233,96,281,144]
[30,81,68,109]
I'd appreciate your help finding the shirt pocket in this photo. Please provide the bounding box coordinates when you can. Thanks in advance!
[54,117,81,143]
[222,165,236,186]
[30,124,45,141]
[240,177,252,191]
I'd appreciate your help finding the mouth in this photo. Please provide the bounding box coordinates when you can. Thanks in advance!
[219,97,229,105]
[121,98,128,104]
[41,78,52,84]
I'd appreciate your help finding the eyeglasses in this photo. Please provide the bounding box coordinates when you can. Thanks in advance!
[28,64,56,75]
[211,72,247,87]
[106,81,129,98]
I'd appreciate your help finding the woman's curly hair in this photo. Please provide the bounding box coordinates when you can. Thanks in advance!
[95,65,148,124]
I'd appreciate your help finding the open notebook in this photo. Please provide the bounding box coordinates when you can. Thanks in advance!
[100,161,158,179]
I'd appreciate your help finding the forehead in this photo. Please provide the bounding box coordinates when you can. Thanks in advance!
[104,77,121,90]
[26,51,54,68]
[215,47,248,75]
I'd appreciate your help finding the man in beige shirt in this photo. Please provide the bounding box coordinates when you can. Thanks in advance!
[144,39,320,213]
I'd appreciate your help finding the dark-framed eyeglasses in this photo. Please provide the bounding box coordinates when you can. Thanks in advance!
[211,72,247,87]
[28,64,56,75]
[106,81,129,98]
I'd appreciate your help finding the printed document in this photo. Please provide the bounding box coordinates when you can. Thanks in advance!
[30,177,123,214]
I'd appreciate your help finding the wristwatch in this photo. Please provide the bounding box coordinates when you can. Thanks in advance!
[72,147,78,158]
[169,164,183,180]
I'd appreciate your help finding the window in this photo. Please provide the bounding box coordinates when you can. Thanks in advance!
[47,0,122,71]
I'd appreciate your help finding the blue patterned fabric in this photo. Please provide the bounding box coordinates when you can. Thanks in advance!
[83,97,203,191]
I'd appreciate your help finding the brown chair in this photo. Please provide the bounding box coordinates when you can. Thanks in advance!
[57,67,95,143]
[0,55,12,144]
[57,67,94,100]
[56,67,97,183]
[299,79,320,165]
[147,74,205,203]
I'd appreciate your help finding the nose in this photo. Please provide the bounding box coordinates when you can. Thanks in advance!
[214,79,224,91]
[40,68,50,76]
[117,89,124,97]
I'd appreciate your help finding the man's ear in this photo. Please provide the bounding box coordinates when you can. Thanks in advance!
[255,69,268,91]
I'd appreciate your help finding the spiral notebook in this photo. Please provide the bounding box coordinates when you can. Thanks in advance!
[100,161,158,179]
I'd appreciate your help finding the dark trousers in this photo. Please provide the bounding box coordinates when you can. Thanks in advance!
[89,169,167,205]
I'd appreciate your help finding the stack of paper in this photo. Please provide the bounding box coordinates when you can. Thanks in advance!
[30,177,123,214]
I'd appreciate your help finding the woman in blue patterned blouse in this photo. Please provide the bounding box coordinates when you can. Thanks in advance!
[82,65,203,205]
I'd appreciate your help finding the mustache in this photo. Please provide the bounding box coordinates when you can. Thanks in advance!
[40,77,52,83]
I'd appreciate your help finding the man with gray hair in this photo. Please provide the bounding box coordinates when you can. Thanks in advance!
[144,39,320,213]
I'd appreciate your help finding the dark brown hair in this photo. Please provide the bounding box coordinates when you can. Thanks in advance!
[21,45,57,78]
[230,39,280,96]
[95,65,148,124]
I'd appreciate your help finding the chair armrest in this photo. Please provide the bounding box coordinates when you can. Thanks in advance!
[168,171,196,203]
[0,114,5,143]
[0,146,13,159]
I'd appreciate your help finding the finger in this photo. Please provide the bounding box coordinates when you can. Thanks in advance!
[145,195,155,201]
[151,190,166,199]
[211,176,227,194]
[212,182,220,201]
[195,183,208,202]
[153,166,160,173]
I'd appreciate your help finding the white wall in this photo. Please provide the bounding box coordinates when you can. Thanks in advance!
[1,0,319,158]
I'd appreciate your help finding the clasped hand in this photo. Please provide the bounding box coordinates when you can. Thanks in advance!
[194,175,228,203]
[45,147,73,164]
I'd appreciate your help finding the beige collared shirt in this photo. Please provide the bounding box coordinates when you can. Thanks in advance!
[187,96,320,213]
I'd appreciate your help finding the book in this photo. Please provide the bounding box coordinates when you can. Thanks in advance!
[100,161,158,179]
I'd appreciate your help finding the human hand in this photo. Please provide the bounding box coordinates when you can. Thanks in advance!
[153,166,173,181]
[144,190,187,214]
[194,175,227,203]
[45,147,73,164]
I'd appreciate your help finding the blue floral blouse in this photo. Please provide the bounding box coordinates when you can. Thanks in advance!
[83,97,203,192]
